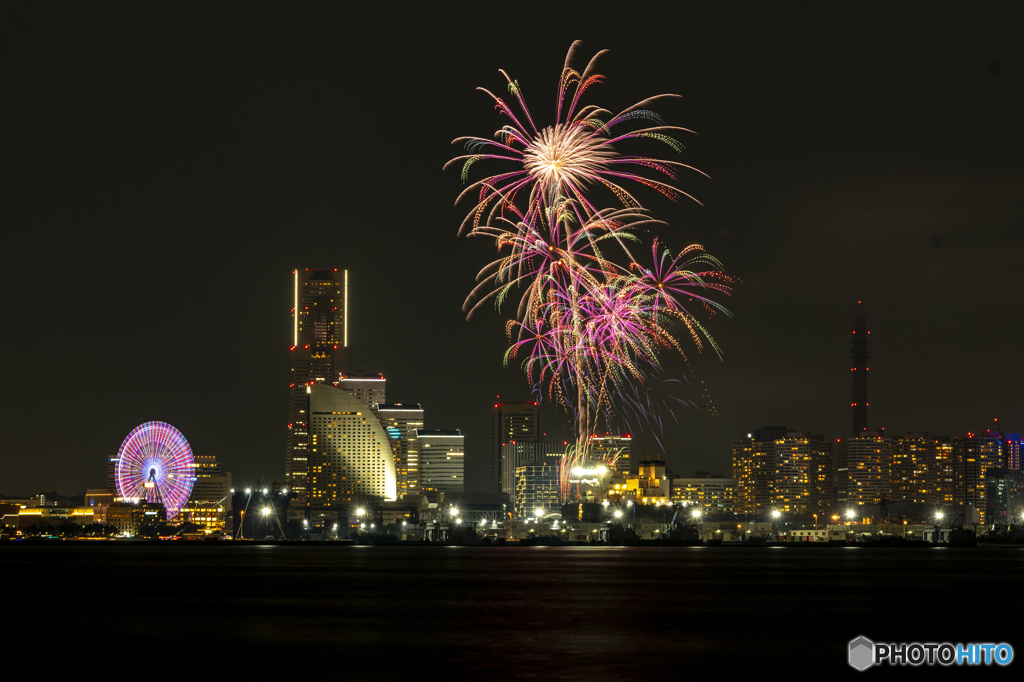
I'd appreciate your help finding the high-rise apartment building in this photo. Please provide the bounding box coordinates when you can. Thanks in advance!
[838,432,892,508]
[418,429,465,494]
[287,269,348,504]
[501,441,563,499]
[953,431,1002,524]
[590,434,633,474]
[732,426,787,514]
[489,401,541,493]
[306,383,396,514]
[934,437,954,505]
[891,433,935,503]
[772,432,833,516]
[373,403,424,501]
[339,373,386,409]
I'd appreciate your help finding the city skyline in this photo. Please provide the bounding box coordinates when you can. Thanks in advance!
[4,5,1024,495]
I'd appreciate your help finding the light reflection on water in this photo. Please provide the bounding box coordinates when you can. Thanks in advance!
[4,545,1021,677]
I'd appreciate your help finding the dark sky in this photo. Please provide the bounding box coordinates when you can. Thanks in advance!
[4,4,1023,494]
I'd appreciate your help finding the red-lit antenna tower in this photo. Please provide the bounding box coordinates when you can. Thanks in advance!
[851,301,869,435]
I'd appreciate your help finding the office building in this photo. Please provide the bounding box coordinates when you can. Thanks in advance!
[339,373,386,409]
[373,403,424,501]
[954,430,1002,524]
[590,434,633,474]
[501,440,563,500]
[307,383,396,513]
[490,401,541,493]
[838,432,892,508]
[418,429,465,494]
[515,455,562,518]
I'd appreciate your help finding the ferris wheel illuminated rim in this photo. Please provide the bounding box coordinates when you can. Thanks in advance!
[115,421,195,518]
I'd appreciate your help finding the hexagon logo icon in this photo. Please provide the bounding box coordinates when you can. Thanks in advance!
[849,636,874,671]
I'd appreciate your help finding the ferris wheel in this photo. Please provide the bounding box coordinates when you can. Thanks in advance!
[115,421,195,518]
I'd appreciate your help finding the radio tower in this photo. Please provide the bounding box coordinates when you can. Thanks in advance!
[851,301,869,435]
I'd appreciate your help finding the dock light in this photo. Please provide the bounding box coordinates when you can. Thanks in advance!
[534,508,544,518]
[614,510,623,519]
[356,508,365,516]
[601,500,609,507]
[692,509,702,519]
[935,512,944,521]
[771,510,781,519]
[845,509,855,520]
[455,518,462,525]
[261,507,271,516]
[245,489,251,494]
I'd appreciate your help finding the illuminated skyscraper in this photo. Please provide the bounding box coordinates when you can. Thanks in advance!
[489,401,541,493]
[286,269,347,504]
[307,383,396,517]
[418,429,464,494]
[373,403,424,501]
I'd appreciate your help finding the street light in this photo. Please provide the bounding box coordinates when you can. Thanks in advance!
[614,509,623,519]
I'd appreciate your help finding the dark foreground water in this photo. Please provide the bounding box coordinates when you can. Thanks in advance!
[4,544,1020,678]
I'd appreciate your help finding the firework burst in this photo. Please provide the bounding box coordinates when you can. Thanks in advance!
[449,42,734,503]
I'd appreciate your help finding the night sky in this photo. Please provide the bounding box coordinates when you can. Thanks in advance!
[4,4,1023,494]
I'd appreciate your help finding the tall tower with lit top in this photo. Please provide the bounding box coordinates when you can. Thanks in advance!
[851,301,869,435]
[286,268,348,506]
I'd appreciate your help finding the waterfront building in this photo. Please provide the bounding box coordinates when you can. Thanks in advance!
[514,455,561,518]
[418,429,465,494]
[838,432,892,508]
[178,501,227,534]
[306,382,396,515]
[501,440,563,500]
[953,430,1002,524]
[287,268,348,505]
[622,455,671,505]
[339,373,386,409]
[373,403,424,501]
[490,401,541,493]
[590,434,633,474]
[670,476,736,513]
